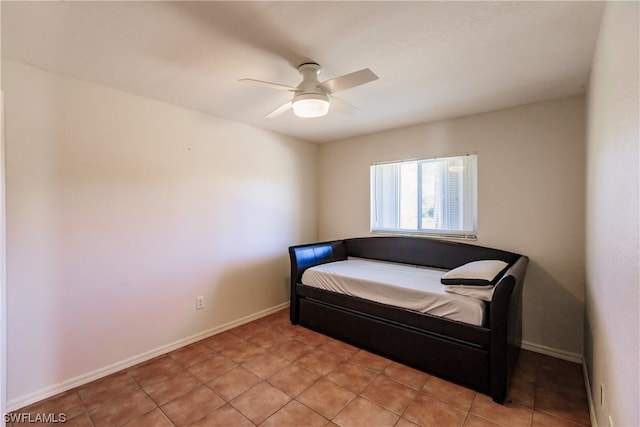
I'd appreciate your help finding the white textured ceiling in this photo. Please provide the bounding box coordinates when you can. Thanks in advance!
[2,1,604,143]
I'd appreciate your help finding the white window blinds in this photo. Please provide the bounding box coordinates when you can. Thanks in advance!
[370,154,477,238]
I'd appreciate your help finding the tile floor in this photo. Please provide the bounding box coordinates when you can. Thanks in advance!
[10,309,591,426]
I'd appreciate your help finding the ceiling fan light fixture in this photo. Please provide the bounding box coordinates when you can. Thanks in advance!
[292,93,330,118]
[241,63,378,119]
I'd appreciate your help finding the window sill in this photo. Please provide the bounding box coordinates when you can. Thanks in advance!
[370,230,478,241]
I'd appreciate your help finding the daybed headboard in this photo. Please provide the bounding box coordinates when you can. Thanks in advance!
[289,236,522,286]
[344,236,520,270]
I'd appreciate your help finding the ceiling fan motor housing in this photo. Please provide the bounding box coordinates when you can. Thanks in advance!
[296,63,326,94]
[292,63,330,117]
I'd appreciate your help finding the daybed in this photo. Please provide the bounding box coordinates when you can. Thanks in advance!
[289,236,528,403]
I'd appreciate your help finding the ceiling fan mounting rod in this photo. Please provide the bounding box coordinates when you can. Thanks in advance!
[297,62,323,92]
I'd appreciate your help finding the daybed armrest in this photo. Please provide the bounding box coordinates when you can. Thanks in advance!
[289,240,347,323]
[489,255,529,402]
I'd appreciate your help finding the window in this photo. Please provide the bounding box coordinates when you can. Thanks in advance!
[370,154,477,238]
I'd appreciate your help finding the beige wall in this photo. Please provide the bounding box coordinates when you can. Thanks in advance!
[318,96,586,359]
[3,61,317,408]
[585,2,639,426]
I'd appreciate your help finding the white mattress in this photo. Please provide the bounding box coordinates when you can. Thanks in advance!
[301,259,486,326]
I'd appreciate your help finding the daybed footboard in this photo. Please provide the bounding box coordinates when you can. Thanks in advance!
[288,237,527,403]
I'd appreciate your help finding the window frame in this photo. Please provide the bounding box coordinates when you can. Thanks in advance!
[370,153,478,240]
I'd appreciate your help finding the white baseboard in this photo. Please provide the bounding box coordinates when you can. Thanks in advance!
[7,302,289,412]
[521,340,583,364]
[583,361,598,427]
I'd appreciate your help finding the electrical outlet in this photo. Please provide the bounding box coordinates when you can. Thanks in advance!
[196,296,204,310]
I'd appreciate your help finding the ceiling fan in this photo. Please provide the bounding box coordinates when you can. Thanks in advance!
[239,62,378,118]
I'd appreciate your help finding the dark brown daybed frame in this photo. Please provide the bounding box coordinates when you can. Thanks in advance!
[289,236,528,403]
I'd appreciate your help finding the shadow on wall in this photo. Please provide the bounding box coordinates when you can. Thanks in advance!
[583,311,595,388]
[522,260,585,357]
[204,253,290,328]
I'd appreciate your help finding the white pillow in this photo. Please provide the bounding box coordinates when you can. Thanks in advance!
[440,260,508,287]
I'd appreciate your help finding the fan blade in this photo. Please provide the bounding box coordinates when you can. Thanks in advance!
[319,68,378,94]
[330,95,362,115]
[239,78,299,91]
[264,101,292,118]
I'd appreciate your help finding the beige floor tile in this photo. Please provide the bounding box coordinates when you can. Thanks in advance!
[187,354,237,382]
[77,371,140,411]
[201,331,247,352]
[267,364,320,397]
[271,339,315,361]
[294,328,333,347]
[59,413,94,427]
[394,418,422,427]
[403,392,467,427]
[160,385,225,427]
[349,350,392,373]
[469,394,533,427]
[220,340,269,364]
[318,339,360,361]
[326,361,377,393]
[507,375,536,409]
[296,378,355,419]
[462,413,503,427]
[128,356,184,387]
[88,388,156,427]
[422,376,477,411]
[207,366,262,401]
[246,328,291,349]
[141,370,202,405]
[241,351,291,379]
[296,348,343,376]
[188,404,254,427]
[532,410,589,427]
[261,400,329,427]
[121,408,174,427]
[383,361,431,391]
[230,320,267,340]
[360,374,417,414]
[21,390,86,420]
[167,343,215,368]
[230,381,291,424]
[534,385,591,426]
[333,396,399,427]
